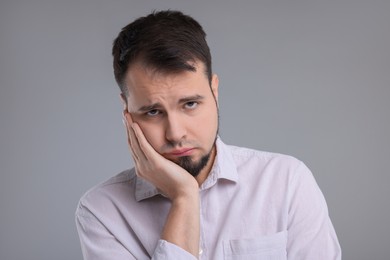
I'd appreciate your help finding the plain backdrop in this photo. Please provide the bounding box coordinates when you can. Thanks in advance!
[1,0,389,259]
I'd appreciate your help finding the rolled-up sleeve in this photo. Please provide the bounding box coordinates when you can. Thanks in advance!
[152,240,197,260]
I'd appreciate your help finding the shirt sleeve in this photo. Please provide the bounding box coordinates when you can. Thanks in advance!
[152,240,198,259]
[286,161,342,259]
[75,203,196,260]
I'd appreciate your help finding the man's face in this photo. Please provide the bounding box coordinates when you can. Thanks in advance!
[123,62,219,178]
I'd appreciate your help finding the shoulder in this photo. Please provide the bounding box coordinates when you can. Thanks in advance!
[77,168,137,213]
[227,144,303,171]
[221,142,313,187]
[223,143,320,205]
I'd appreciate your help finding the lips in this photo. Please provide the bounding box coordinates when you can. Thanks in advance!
[166,148,195,157]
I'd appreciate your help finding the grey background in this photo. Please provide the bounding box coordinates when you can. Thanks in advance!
[1,0,389,259]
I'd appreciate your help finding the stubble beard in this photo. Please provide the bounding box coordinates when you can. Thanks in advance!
[177,127,218,177]
[177,151,212,177]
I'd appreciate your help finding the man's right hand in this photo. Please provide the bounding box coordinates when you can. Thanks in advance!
[123,111,199,200]
[123,111,200,257]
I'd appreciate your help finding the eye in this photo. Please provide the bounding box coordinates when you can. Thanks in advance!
[184,101,198,109]
[146,109,160,117]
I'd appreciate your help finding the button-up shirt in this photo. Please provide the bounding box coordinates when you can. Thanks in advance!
[76,138,341,259]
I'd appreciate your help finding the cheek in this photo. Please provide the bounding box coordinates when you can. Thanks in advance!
[137,122,164,151]
[195,106,218,139]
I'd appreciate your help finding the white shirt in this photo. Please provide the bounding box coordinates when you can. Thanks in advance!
[76,138,341,259]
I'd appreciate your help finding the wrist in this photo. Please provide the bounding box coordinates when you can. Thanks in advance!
[172,187,199,204]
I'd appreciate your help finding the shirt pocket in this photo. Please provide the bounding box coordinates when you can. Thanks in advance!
[223,231,287,260]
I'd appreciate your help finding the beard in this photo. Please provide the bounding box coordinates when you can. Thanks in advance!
[177,152,212,177]
[175,132,218,177]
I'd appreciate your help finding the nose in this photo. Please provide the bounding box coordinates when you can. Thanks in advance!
[165,112,187,144]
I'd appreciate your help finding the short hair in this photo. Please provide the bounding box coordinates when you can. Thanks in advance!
[112,10,212,95]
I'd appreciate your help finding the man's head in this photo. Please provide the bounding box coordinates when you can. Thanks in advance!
[112,10,212,96]
[112,10,219,179]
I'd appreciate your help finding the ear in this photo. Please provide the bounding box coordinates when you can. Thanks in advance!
[211,74,219,103]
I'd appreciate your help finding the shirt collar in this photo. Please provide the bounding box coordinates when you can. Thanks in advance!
[200,138,238,190]
[135,137,238,202]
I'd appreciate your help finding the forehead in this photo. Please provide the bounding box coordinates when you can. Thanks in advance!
[124,62,210,100]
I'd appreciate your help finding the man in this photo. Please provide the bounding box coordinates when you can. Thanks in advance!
[76,10,341,259]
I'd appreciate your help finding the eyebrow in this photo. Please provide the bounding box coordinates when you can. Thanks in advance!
[137,94,205,112]
[178,94,205,104]
[137,103,162,113]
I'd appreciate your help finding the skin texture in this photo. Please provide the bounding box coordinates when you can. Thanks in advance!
[122,61,219,257]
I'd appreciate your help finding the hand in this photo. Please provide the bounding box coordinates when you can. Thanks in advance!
[123,111,200,256]
[123,111,199,200]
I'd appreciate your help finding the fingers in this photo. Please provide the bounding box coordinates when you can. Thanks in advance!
[123,109,134,124]
[123,110,158,160]
[123,112,143,162]
[131,122,158,161]
[122,111,167,183]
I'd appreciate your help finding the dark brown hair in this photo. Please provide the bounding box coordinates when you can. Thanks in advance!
[112,10,212,95]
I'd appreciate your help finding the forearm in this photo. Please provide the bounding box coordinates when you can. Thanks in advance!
[161,193,200,258]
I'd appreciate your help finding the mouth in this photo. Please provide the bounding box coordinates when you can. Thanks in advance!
[165,148,195,157]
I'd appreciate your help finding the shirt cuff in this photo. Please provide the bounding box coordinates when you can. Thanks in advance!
[152,240,197,260]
